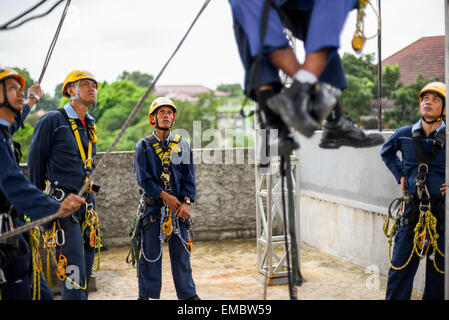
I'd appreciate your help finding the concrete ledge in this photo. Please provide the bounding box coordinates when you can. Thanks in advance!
[300,189,388,216]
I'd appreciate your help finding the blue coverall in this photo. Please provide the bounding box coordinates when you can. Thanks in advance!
[380,120,445,300]
[0,104,59,300]
[27,103,96,300]
[229,0,358,98]
[134,132,197,299]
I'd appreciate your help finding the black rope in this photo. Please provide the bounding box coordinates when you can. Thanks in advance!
[38,0,71,84]
[280,156,297,300]
[0,0,65,31]
[0,0,212,242]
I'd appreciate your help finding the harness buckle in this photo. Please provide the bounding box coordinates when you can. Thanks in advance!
[53,188,66,202]
[419,202,431,213]
[417,163,429,175]
[85,202,94,212]
[84,158,93,170]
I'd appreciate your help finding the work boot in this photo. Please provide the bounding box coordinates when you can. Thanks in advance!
[319,116,385,149]
[257,90,299,157]
[266,80,341,138]
[310,82,342,125]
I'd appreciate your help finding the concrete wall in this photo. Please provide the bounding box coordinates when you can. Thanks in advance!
[92,148,257,247]
[296,130,426,291]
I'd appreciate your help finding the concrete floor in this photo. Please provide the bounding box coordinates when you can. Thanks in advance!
[87,239,422,300]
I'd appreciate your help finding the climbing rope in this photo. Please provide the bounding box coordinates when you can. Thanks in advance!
[0,0,212,243]
[28,226,43,300]
[81,206,101,271]
[140,213,192,265]
[0,0,66,31]
[279,156,303,300]
[384,200,445,274]
[38,0,71,84]
[352,0,381,54]
[42,221,88,290]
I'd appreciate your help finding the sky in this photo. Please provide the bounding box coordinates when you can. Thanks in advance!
[0,0,446,96]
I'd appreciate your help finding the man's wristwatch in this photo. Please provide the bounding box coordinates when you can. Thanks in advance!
[184,199,191,205]
[28,92,40,103]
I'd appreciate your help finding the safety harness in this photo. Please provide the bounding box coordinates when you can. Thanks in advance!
[41,108,101,291]
[127,133,193,276]
[384,128,446,274]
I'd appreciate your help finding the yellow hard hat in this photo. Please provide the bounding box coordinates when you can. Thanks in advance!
[0,67,26,90]
[419,81,446,105]
[148,97,177,127]
[62,70,97,98]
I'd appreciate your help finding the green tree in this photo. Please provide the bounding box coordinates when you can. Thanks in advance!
[383,73,439,128]
[341,75,374,122]
[118,70,153,88]
[342,52,377,82]
[216,83,244,97]
[341,53,403,126]
[94,80,152,151]
[341,53,377,122]
[173,92,218,148]
[12,123,34,162]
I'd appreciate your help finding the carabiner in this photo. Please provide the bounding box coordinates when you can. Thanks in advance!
[55,228,65,246]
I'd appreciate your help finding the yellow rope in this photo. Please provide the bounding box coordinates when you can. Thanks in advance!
[42,222,89,290]
[384,209,445,273]
[81,207,101,271]
[29,226,43,300]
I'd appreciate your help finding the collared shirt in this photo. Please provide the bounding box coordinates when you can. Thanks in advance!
[28,103,96,193]
[0,118,10,127]
[0,106,60,221]
[134,131,196,217]
[380,119,446,197]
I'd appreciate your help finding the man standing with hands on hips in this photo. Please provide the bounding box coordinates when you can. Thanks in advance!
[381,82,446,300]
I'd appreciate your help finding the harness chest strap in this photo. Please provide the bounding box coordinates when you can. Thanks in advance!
[57,108,94,171]
[412,129,445,200]
[150,134,181,161]
[146,134,181,190]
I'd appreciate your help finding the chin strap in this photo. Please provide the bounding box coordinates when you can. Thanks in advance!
[69,80,97,111]
[421,117,440,125]
[421,104,445,125]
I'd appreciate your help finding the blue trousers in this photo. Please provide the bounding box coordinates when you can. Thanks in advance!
[386,225,445,300]
[0,237,53,300]
[56,217,95,300]
[138,217,196,299]
[229,0,356,97]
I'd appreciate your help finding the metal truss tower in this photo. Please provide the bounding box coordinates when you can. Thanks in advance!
[254,30,302,290]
